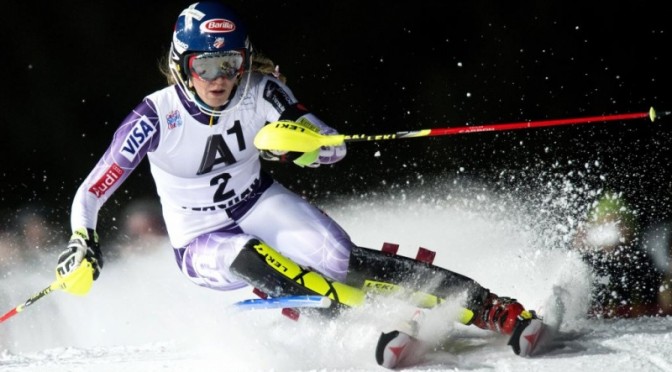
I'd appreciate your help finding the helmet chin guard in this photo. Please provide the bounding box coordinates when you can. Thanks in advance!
[168,1,252,116]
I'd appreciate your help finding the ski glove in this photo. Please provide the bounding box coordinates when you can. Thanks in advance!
[56,228,104,284]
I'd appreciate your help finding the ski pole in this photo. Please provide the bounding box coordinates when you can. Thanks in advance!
[0,280,62,323]
[254,107,668,153]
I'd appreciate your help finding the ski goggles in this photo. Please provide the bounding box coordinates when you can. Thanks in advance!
[188,51,245,81]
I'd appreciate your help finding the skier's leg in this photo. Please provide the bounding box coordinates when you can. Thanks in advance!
[346,246,488,307]
[346,246,532,334]
[237,182,354,283]
[173,181,364,310]
[174,230,366,308]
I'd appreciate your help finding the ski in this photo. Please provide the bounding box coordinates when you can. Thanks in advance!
[509,289,567,357]
[375,309,427,369]
[232,295,332,310]
[376,308,558,369]
[508,316,552,356]
[376,329,425,369]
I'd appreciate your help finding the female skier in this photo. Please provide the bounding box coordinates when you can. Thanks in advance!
[55,2,541,366]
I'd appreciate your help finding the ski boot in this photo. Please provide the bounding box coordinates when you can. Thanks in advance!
[471,292,528,334]
[471,292,546,356]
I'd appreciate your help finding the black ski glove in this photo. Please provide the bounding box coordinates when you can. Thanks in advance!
[56,228,104,281]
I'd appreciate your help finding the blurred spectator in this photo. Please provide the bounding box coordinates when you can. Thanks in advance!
[0,205,58,270]
[16,206,58,255]
[111,199,168,259]
[572,192,665,318]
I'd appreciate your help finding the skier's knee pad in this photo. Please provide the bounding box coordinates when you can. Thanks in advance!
[230,239,366,307]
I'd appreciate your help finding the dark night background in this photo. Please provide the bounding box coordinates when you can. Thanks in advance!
[1,1,671,239]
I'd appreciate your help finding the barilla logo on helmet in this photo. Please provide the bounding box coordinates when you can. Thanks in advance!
[200,18,236,33]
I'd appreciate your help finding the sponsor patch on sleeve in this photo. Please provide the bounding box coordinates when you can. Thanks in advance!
[88,163,124,198]
[120,116,156,162]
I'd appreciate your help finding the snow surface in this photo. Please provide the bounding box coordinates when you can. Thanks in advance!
[2,179,672,372]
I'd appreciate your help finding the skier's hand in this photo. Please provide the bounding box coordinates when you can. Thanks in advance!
[56,228,103,295]
[257,119,345,167]
[259,149,289,161]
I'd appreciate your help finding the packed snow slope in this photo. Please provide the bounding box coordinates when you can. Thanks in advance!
[2,177,672,372]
